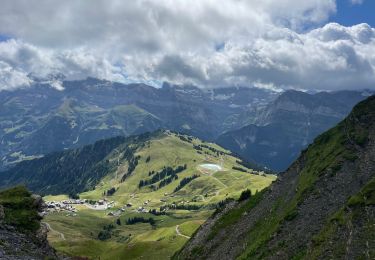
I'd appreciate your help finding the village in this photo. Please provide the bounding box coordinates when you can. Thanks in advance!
[44,198,115,215]
[43,192,193,218]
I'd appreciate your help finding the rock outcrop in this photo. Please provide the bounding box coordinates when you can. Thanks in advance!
[0,186,60,259]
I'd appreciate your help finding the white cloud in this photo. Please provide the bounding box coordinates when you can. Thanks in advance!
[0,0,374,91]
[0,61,32,90]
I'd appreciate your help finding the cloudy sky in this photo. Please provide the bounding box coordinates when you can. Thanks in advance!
[0,0,374,91]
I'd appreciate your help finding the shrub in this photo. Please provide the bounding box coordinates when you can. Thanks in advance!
[238,189,252,202]
[98,230,111,240]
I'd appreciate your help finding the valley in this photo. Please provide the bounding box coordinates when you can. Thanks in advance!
[2,130,275,259]
[1,2,374,260]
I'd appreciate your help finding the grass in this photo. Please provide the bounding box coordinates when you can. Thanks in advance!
[178,220,203,237]
[236,111,366,259]
[43,132,276,259]
[207,189,267,241]
[0,186,41,232]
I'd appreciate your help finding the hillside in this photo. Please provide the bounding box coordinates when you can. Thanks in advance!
[0,186,58,259]
[217,90,371,171]
[177,95,375,259]
[0,130,276,259]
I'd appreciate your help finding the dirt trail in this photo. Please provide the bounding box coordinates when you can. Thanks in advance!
[43,222,66,240]
[197,165,228,188]
[176,225,191,239]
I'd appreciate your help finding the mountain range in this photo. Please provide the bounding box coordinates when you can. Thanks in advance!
[0,83,374,259]
[0,78,278,170]
[217,89,373,170]
[1,77,372,172]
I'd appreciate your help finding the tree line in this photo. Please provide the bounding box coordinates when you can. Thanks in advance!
[138,164,187,189]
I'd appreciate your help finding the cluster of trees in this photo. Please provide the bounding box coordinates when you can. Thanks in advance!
[145,156,151,163]
[97,224,115,241]
[238,189,252,202]
[158,175,178,189]
[125,217,155,226]
[160,204,201,211]
[200,144,227,156]
[176,134,193,143]
[69,193,80,199]
[138,165,187,188]
[0,136,129,195]
[193,145,203,151]
[213,198,235,216]
[104,187,117,196]
[121,148,141,182]
[149,209,166,216]
[87,199,97,205]
[174,174,199,192]
[193,143,228,157]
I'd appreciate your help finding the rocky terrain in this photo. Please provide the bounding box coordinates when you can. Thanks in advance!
[177,95,375,259]
[0,186,60,259]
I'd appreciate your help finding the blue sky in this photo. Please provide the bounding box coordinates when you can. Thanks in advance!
[332,0,375,26]
[0,34,11,42]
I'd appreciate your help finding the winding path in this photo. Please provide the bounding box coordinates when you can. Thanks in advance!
[43,222,66,240]
[175,225,191,239]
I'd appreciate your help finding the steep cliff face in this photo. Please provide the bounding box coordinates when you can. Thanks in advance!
[0,186,59,259]
[177,95,375,260]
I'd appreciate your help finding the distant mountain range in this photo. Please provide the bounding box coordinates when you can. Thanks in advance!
[0,78,277,169]
[217,90,373,171]
[0,77,372,171]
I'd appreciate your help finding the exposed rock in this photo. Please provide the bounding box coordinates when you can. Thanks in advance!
[0,205,4,221]
[0,187,68,259]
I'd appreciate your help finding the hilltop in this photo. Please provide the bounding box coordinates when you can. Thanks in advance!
[177,95,375,259]
[0,130,275,259]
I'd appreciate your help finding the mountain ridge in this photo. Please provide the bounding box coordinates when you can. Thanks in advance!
[217,89,372,171]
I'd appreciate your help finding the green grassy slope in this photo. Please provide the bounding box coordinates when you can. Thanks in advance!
[39,130,276,259]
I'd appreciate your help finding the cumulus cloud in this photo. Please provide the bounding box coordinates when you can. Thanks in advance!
[0,0,374,91]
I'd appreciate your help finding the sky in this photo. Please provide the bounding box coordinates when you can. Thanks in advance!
[0,0,374,92]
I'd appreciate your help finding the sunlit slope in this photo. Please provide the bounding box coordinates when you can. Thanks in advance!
[80,130,275,209]
[41,130,275,259]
